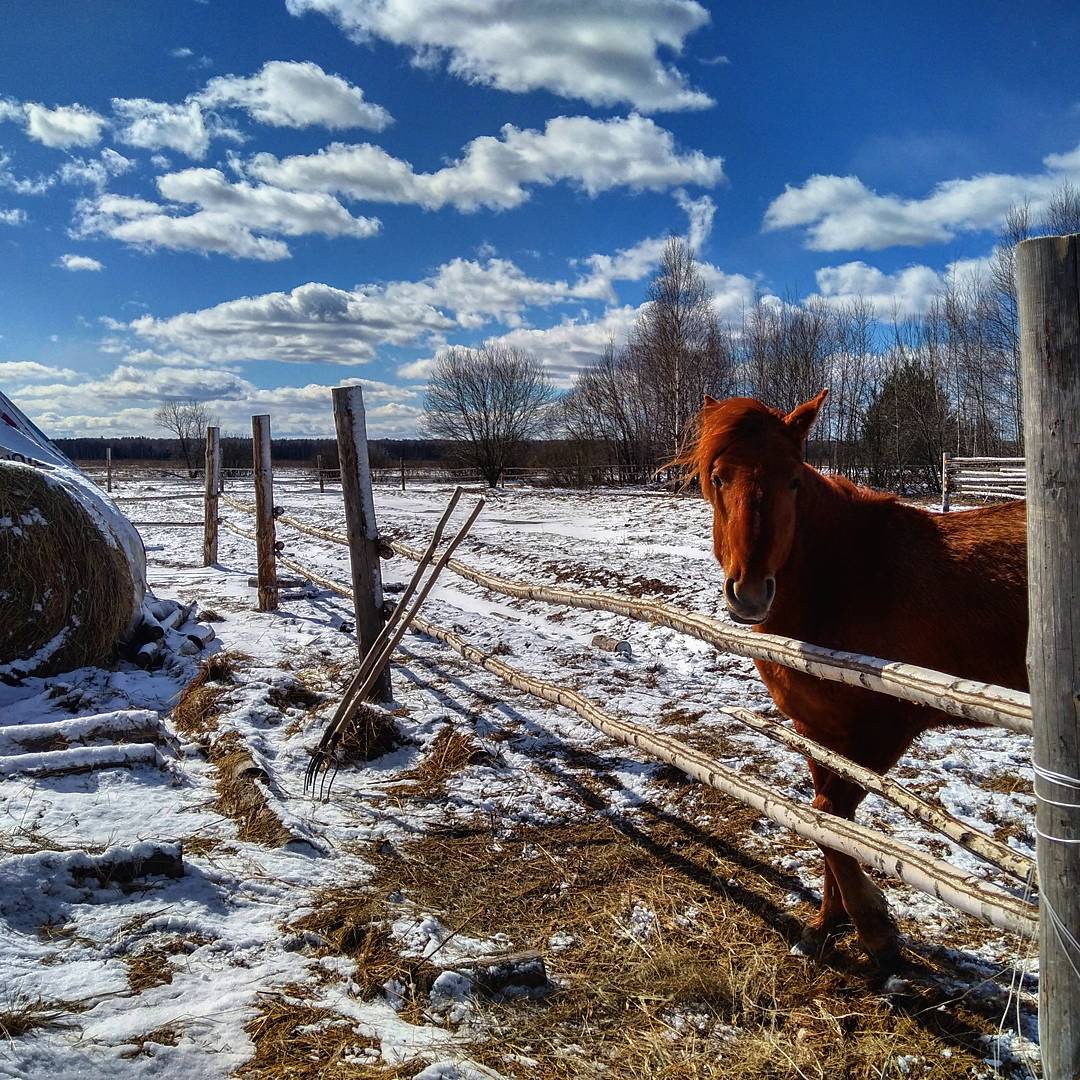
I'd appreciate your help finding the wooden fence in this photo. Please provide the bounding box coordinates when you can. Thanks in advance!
[941,453,1026,511]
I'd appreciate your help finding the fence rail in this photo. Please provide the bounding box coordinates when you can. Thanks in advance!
[942,452,1026,511]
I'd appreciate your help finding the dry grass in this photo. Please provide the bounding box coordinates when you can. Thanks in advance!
[391,724,490,796]
[172,650,247,738]
[125,933,212,992]
[0,995,81,1038]
[267,678,324,713]
[354,780,1028,1080]
[332,703,403,766]
[0,461,135,676]
[237,984,423,1079]
[208,732,295,847]
[119,1025,181,1059]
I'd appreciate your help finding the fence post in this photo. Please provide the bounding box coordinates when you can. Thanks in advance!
[317,454,325,494]
[332,385,391,700]
[106,447,112,493]
[203,426,220,566]
[941,451,951,512]
[1017,232,1080,1080]
[252,414,278,612]
[400,456,406,492]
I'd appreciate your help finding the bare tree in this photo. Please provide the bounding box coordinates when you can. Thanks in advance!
[423,344,554,487]
[154,398,214,477]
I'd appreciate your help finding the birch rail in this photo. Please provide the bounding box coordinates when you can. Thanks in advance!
[242,501,1032,735]
[217,521,1038,936]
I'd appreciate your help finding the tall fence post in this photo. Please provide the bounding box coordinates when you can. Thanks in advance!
[1017,232,1080,1080]
[203,426,221,566]
[332,385,390,700]
[941,451,951,512]
[317,454,325,494]
[252,414,278,612]
[400,456,406,492]
[106,447,112,493]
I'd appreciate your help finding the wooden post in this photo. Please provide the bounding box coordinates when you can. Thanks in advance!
[332,385,390,700]
[203,426,221,566]
[941,451,951,512]
[317,454,325,494]
[106,447,112,493]
[400,456,406,492]
[251,414,278,611]
[1017,232,1080,1080]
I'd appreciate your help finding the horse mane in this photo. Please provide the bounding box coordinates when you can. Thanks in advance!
[673,395,897,506]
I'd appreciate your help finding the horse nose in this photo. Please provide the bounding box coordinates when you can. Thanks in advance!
[725,575,775,620]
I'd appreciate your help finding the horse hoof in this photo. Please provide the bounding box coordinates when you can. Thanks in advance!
[867,940,904,975]
[791,929,830,958]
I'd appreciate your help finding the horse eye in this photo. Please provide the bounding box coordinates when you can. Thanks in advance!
[712,474,723,490]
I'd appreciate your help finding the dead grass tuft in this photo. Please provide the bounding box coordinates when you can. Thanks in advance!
[208,732,295,847]
[237,984,422,1079]
[332,704,403,766]
[0,996,80,1038]
[119,1025,181,1059]
[125,934,212,992]
[267,678,324,713]
[392,724,490,796]
[172,650,247,737]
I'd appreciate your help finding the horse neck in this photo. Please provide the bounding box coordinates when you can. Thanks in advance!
[762,467,862,637]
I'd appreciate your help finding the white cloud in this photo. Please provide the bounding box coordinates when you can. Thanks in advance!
[55,253,105,272]
[111,98,215,158]
[56,148,135,191]
[287,0,713,112]
[764,141,1080,251]
[0,152,54,195]
[0,99,106,148]
[0,361,79,382]
[249,113,723,212]
[198,60,392,131]
[809,261,945,317]
[73,168,381,259]
[0,207,27,225]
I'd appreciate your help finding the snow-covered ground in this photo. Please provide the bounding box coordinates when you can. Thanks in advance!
[0,476,1039,1078]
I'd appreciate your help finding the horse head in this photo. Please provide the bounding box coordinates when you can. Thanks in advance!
[684,389,828,625]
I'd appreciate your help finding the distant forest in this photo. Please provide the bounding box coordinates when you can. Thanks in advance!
[55,435,453,469]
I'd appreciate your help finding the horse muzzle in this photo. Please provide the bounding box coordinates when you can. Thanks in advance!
[724,575,775,625]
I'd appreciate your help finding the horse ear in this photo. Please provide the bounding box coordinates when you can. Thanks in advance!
[703,393,718,407]
[783,388,829,449]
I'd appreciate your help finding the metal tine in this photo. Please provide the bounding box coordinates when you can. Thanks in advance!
[311,496,485,798]
[304,488,464,793]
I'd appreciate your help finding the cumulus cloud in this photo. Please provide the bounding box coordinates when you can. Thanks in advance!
[56,148,135,191]
[0,207,27,225]
[55,253,104,271]
[0,361,79,381]
[10,367,421,438]
[110,98,218,158]
[286,0,713,112]
[0,152,54,195]
[764,142,1080,251]
[73,168,381,259]
[0,98,106,148]
[248,113,724,212]
[808,261,945,317]
[198,60,392,131]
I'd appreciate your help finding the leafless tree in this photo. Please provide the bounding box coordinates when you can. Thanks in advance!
[154,398,215,477]
[423,344,554,486]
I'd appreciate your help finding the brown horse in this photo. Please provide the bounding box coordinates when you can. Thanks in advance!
[682,389,1027,969]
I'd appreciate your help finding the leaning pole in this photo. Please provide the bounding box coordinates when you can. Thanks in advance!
[1017,232,1080,1079]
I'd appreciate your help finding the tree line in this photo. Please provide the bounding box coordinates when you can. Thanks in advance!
[422,184,1080,491]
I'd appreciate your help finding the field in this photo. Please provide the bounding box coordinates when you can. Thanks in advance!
[0,476,1040,1079]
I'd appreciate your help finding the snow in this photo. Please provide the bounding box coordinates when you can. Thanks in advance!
[0,475,1041,1077]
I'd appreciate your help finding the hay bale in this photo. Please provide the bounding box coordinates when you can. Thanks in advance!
[0,462,143,678]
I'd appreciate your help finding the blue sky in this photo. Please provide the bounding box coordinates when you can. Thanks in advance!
[1,0,1078,437]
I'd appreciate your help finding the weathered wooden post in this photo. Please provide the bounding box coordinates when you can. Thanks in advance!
[941,451,952,512]
[317,454,325,494]
[251,414,278,611]
[1017,232,1080,1080]
[400,456,406,492]
[203,426,221,566]
[332,385,390,700]
[106,447,112,493]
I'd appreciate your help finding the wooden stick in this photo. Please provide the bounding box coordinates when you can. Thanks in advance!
[1017,231,1080,1077]
[406,610,1038,940]
[252,414,278,611]
[106,447,113,493]
[333,385,389,699]
[719,705,1033,883]
[204,425,220,565]
[941,450,951,513]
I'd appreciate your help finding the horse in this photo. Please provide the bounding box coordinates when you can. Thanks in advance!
[680,389,1028,970]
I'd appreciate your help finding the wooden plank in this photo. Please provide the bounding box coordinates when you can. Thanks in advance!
[332,385,390,700]
[203,425,220,565]
[252,414,278,611]
[1017,231,1080,1079]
